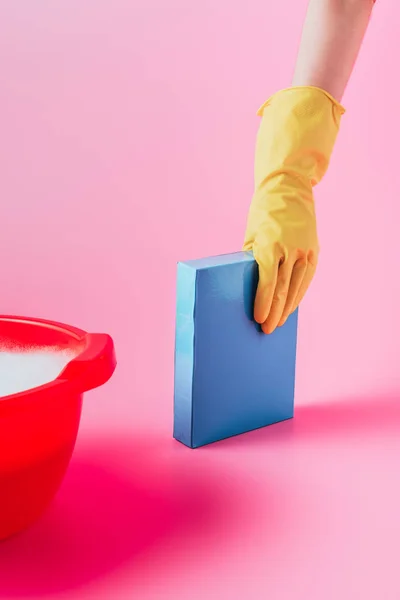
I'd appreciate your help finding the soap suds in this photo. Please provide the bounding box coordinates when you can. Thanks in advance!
[0,348,75,398]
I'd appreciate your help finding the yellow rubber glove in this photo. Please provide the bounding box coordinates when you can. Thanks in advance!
[243,86,345,333]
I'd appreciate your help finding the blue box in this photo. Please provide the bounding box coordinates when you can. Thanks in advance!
[173,251,298,448]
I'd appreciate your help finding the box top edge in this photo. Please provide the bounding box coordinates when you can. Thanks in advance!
[178,251,255,270]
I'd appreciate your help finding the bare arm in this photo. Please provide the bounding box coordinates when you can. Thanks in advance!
[292,0,375,101]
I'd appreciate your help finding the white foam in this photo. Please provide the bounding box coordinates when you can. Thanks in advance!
[0,349,75,398]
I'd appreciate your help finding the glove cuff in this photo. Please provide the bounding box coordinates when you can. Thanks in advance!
[256,86,346,118]
[253,86,345,187]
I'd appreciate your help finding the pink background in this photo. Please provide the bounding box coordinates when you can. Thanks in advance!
[0,0,399,598]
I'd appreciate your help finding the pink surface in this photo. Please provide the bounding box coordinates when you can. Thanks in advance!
[0,0,399,598]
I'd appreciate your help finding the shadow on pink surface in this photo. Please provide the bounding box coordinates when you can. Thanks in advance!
[1,394,398,596]
[217,392,400,449]
[0,433,263,597]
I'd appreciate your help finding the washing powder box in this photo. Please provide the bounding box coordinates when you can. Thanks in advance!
[173,251,298,448]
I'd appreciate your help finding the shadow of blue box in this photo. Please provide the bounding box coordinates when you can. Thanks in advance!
[173,251,299,449]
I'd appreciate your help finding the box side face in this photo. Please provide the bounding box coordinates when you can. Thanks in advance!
[173,263,197,447]
[191,258,298,447]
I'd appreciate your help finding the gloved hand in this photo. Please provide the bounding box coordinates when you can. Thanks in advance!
[243,86,345,333]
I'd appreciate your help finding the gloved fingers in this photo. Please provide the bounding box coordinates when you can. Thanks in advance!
[291,262,317,313]
[253,252,280,325]
[277,259,308,327]
[261,256,296,334]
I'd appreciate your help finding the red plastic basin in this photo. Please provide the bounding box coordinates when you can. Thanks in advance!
[0,315,116,541]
